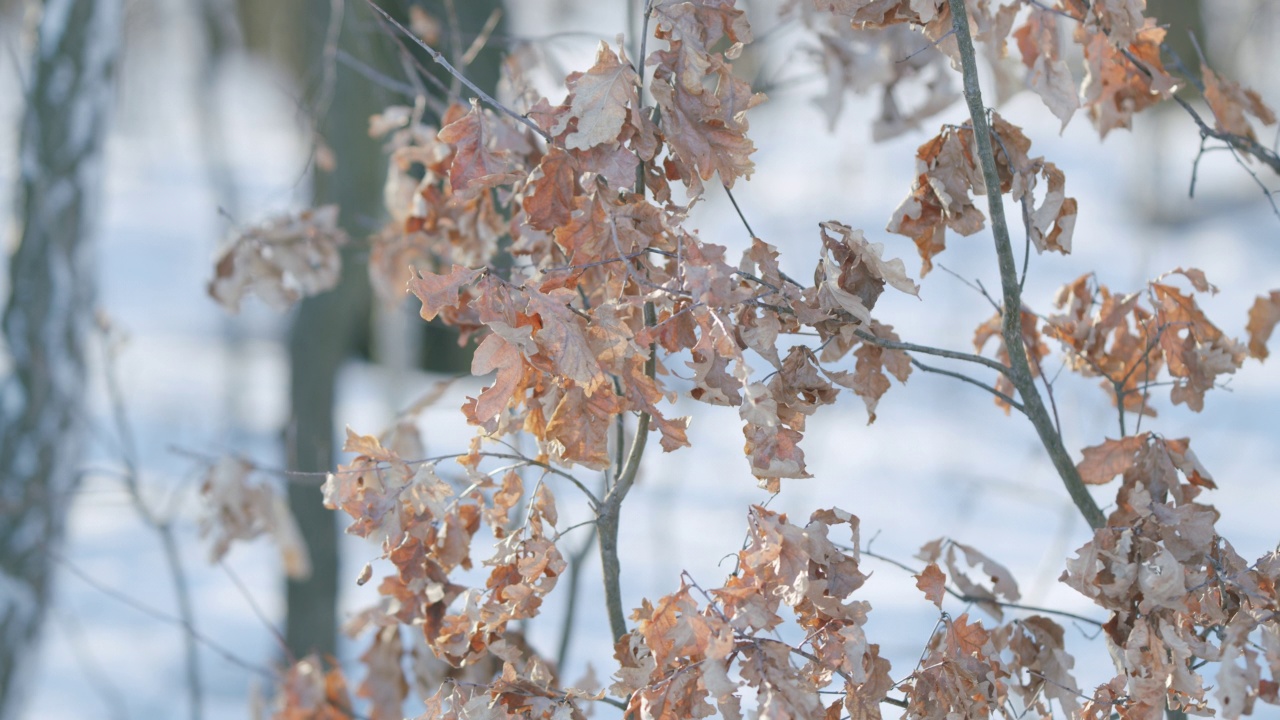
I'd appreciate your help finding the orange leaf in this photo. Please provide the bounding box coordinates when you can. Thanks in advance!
[1246,291,1280,360]
[408,265,480,321]
[915,562,947,609]
[1077,435,1146,485]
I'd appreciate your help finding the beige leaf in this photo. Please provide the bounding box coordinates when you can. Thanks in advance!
[550,42,640,150]
[1077,435,1146,485]
[208,206,346,313]
[1246,291,1280,360]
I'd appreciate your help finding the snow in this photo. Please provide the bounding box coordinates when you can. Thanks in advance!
[2,0,1280,718]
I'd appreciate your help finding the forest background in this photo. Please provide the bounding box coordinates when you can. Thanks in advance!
[1,0,1280,718]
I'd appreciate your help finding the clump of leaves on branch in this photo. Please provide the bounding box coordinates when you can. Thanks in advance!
[203,0,1280,718]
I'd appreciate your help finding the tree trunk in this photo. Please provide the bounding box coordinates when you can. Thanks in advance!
[0,1,121,717]
[235,0,504,660]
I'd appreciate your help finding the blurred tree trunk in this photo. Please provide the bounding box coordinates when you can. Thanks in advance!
[1148,0,1206,82]
[0,1,121,717]
[234,0,504,659]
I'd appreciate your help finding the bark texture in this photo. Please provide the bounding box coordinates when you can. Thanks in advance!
[0,0,121,716]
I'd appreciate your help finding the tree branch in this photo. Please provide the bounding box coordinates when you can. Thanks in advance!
[598,301,658,642]
[948,0,1106,530]
[853,328,1013,376]
[909,358,1024,413]
[363,0,551,141]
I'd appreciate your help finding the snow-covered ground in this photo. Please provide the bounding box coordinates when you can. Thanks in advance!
[4,0,1280,717]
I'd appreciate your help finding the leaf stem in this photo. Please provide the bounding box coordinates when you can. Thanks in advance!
[947,0,1105,530]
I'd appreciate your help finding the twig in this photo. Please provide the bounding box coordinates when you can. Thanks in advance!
[442,0,464,95]
[460,8,503,67]
[948,0,1105,530]
[170,446,601,507]
[51,551,274,680]
[334,48,421,98]
[723,183,757,238]
[363,0,552,141]
[101,333,205,720]
[220,560,292,662]
[853,328,1013,376]
[935,263,1000,311]
[909,358,1024,412]
[53,609,131,720]
[555,527,598,670]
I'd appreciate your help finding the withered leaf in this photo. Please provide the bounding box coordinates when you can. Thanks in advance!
[1077,435,1146,485]
[1246,290,1280,360]
[408,265,481,321]
[437,99,521,195]
[915,563,947,609]
[1203,66,1277,144]
[208,206,346,313]
[550,42,641,150]
[1014,9,1078,130]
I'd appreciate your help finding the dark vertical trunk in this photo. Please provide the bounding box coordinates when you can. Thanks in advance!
[0,1,121,717]
[241,0,504,660]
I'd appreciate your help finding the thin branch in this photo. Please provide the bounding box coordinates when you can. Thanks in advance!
[53,609,131,720]
[219,560,292,662]
[722,184,806,288]
[169,445,601,508]
[335,47,422,99]
[948,0,1105,530]
[313,0,346,132]
[723,183,757,238]
[909,358,1024,412]
[555,527,598,671]
[853,328,1013,376]
[442,0,464,95]
[363,0,552,141]
[1115,47,1280,221]
[101,333,204,720]
[935,263,1000,311]
[51,551,275,680]
[460,8,503,67]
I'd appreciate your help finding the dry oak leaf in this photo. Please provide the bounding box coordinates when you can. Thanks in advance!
[1246,290,1280,360]
[1014,9,1078,130]
[1077,435,1147,485]
[1077,433,1215,489]
[1151,280,1246,412]
[816,221,919,326]
[408,265,481,321]
[1082,0,1146,46]
[522,146,579,233]
[208,205,346,313]
[649,65,763,191]
[437,99,521,196]
[886,125,986,276]
[463,333,526,432]
[915,562,947,609]
[199,455,311,580]
[1078,21,1177,137]
[550,42,641,151]
[522,287,608,391]
[357,626,408,720]
[274,655,354,720]
[826,320,912,424]
[1003,616,1082,717]
[1203,66,1277,143]
[812,0,940,26]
